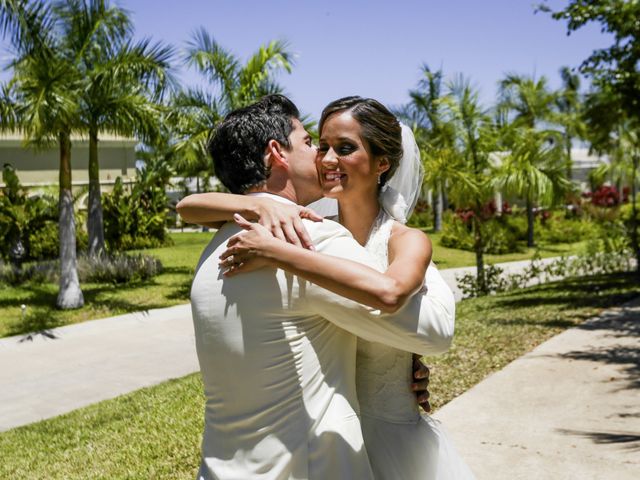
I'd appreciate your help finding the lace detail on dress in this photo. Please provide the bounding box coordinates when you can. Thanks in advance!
[356,210,420,423]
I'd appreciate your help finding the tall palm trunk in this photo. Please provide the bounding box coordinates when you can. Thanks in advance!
[473,214,486,294]
[87,127,105,257]
[433,184,443,232]
[565,135,573,181]
[631,152,640,275]
[526,195,535,247]
[56,131,84,309]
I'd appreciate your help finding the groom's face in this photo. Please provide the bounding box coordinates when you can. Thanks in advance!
[286,118,323,205]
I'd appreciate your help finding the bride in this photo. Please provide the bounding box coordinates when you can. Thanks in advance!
[180,96,474,479]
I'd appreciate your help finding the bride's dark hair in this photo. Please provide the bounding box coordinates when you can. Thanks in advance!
[319,96,402,186]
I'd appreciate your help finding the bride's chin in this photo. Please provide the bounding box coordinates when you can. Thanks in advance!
[321,186,343,198]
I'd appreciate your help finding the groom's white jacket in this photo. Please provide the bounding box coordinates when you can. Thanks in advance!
[191,195,455,480]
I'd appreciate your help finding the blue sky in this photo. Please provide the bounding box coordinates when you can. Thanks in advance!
[2,0,612,121]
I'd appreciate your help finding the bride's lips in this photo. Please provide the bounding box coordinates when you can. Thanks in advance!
[322,170,346,184]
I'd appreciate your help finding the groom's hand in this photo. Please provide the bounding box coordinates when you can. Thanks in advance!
[412,354,431,413]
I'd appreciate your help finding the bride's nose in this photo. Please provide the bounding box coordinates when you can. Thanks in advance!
[320,148,339,167]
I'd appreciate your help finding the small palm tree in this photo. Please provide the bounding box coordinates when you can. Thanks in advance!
[556,66,586,181]
[169,29,295,188]
[448,76,497,293]
[498,73,557,129]
[400,65,457,231]
[493,127,572,247]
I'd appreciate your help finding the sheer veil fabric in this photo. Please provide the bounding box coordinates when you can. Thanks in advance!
[380,123,425,225]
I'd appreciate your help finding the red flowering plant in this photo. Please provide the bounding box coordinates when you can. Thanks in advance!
[583,185,621,207]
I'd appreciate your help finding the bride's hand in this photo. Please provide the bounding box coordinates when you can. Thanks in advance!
[256,198,323,250]
[219,214,282,276]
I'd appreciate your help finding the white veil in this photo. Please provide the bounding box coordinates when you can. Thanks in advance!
[380,123,424,224]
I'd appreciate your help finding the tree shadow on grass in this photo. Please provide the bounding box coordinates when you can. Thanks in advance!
[3,281,172,338]
[491,273,640,312]
[556,428,640,451]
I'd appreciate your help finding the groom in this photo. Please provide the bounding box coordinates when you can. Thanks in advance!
[183,95,455,479]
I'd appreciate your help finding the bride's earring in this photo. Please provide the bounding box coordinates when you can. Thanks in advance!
[377,174,381,185]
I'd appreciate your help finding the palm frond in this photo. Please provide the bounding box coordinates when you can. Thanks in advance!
[185,28,239,104]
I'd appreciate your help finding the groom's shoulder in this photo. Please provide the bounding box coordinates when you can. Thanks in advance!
[303,217,352,245]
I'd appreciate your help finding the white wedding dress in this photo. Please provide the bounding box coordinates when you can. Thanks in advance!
[356,209,476,480]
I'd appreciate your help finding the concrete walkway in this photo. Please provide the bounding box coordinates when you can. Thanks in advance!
[0,304,198,432]
[433,296,640,480]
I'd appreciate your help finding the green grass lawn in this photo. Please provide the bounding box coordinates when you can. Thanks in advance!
[1,271,638,479]
[426,231,588,269]
[0,230,587,338]
[0,232,214,338]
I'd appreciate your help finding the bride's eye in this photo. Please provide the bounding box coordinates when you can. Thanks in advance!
[338,143,355,155]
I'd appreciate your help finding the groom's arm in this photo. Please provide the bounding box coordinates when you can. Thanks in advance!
[301,224,454,356]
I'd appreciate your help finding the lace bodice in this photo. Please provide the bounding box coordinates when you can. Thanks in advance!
[356,210,420,423]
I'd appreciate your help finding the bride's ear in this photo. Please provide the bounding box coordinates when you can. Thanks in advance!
[376,157,391,176]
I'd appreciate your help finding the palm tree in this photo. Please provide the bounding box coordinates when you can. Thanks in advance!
[499,73,557,129]
[57,0,173,257]
[448,76,497,293]
[493,127,572,247]
[1,0,84,308]
[400,65,456,232]
[498,73,566,245]
[168,29,295,188]
[556,66,586,181]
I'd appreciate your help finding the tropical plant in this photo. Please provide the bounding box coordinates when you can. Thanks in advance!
[168,29,295,188]
[446,76,497,294]
[583,81,640,272]
[400,65,457,232]
[102,157,172,251]
[0,164,58,267]
[556,66,586,180]
[57,0,174,257]
[493,127,573,246]
[1,0,85,308]
[498,73,557,129]
[539,0,640,272]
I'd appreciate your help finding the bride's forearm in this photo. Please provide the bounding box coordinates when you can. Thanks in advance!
[176,193,261,225]
[266,242,414,313]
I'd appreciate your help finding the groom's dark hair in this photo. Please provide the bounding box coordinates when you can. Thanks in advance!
[207,94,301,194]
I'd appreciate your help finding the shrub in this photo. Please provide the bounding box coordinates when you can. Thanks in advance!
[536,214,598,244]
[102,157,174,252]
[440,216,521,254]
[0,253,162,286]
[456,247,634,298]
[407,201,432,230]
[78,253,163,284]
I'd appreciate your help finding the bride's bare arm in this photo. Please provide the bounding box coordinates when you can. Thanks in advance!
[221,215,432,313]
[176,192,322,248]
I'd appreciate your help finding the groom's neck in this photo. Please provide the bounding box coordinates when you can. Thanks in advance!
[246,183,299,205]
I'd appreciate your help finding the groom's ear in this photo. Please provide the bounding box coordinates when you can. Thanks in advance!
[266,139,289,170]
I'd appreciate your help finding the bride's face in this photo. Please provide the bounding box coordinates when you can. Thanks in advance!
[317,112,389,200]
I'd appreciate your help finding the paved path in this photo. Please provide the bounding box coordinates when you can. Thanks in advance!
[0,304,198,432]
[433,297,640,480]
